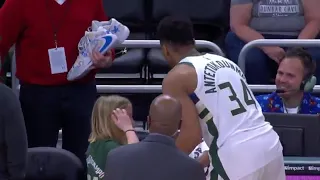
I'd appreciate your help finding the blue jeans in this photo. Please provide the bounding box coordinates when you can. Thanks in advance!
[225,31,320,84]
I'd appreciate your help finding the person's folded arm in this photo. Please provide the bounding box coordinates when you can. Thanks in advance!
[298,0,320,39]
[230,2,265,43]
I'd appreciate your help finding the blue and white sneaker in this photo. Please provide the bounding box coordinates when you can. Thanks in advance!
[67,27,118,81]
[91,18,130,44]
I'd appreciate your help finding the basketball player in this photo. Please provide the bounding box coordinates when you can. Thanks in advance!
[158,16,286,180]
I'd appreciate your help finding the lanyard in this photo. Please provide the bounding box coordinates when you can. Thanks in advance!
[45,0,72,48]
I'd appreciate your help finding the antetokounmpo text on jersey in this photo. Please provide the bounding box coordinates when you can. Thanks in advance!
[204,60,245,94]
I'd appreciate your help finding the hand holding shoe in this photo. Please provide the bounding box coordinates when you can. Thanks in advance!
[90,50,113,69]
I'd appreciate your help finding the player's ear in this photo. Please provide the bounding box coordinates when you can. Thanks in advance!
[161,44,170,57]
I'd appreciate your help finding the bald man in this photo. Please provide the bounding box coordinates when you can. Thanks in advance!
[103,94,206,180]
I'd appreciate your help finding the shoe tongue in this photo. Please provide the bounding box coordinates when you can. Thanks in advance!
[97,26,107,32]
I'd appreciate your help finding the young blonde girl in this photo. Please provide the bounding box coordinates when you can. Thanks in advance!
[86,95,139,180]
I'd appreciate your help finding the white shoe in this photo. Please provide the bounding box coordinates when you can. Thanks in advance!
[67,29,118,81]
[91,18,130,43]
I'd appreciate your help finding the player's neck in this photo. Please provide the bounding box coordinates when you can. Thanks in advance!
[282,92,303,108]
[179,48,200,61]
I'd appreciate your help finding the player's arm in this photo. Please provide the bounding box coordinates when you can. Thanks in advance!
[162,65,202,154]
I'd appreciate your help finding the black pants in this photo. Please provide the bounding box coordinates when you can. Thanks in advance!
[19,81,97,169]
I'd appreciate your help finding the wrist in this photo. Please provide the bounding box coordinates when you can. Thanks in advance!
[124,128,135,133]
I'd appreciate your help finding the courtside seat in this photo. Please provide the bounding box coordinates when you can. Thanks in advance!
[98,33,146,79]
[25,147,83,180]
[151,0,228,24]
[147,0,230,83]
[99,0,147,84]
[136,130,149,141]
[147,49,169,77]
[103,49,144,74]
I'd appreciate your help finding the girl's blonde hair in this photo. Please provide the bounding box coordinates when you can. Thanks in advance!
[89,95,131,144]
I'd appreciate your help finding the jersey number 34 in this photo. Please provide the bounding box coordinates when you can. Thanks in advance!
[218,79,257,116]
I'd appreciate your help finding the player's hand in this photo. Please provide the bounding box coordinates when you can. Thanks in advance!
[197,150,210,168]
[262,46,285,63]
[90,50,113,69]
[111,108,134,132]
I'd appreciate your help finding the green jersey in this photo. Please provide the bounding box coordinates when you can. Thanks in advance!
[86,139,120,180]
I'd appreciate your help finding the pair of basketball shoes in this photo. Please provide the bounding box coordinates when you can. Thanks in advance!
[67,18,130,81]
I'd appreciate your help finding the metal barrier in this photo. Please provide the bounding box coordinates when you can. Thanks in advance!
[11,40,224,96]
[117,40,225,56]
[238,39,320,75]
[13,83,320,94]
[96,84,320,93]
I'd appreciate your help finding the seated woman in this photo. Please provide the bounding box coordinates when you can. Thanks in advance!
[86,95,139,180]
[226,0,320,84]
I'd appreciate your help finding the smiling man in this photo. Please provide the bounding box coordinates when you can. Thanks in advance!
[256,47,320,114]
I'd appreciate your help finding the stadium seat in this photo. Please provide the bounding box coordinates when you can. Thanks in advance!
[99,0,147,84]
[99,49,144,74]
[136,130,149,141]
[147,48,169,79]
[147,0,230,83]
[25,147,84,180]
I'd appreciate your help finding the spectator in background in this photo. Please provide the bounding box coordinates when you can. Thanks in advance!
[226,0,320,84]
[0,83,27,179]
[104,94,206,180]
[256,48,320,114]
[86,95,139,180]
[0,0,115,170]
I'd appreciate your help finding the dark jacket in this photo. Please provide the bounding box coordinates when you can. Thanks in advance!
[104,133,206,180]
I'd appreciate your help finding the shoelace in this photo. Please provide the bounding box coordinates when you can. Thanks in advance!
[82,23,127,56]
[116,48,127,55]
[77,34,92,57]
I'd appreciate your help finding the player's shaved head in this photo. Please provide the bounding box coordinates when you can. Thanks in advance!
[148,94,182,136]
